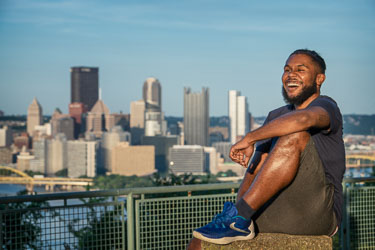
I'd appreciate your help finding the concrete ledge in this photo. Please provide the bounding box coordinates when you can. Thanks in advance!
[201,233,332,250]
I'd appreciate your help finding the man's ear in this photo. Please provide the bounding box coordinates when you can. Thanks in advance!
[316,73,326,88]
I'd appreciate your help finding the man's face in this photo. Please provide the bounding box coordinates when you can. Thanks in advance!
[281,54,320,106]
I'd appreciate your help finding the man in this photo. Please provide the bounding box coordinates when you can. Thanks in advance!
[189,49,345,247]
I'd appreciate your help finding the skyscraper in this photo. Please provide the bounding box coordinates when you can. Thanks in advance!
[228,90,249,144]
[143,77,166,136]
[51,108,74,140]
[27,97,43,136]
[86,99,115,138]
[130,99,145,145]
[130,100,145,129]
[69,102,87,138]
[67,140,98,178]
[46,134,67,176]
[71,67,99,111]
[0,126,13,147]
[184,87,209,146]
[143,77,161,111]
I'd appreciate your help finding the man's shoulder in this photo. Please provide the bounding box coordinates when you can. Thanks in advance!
[310,95,339,108]
[268,104,294,119]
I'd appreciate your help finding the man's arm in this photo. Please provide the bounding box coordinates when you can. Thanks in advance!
[230,106,330,166]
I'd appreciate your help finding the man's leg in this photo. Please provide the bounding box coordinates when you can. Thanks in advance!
[237,131,309,216]
[237,151,269,202]
[253,135,337,235]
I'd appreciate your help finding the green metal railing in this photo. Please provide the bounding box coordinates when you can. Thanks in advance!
[0,183,238,249]
[0,179,374,249]
[341,177,375,250]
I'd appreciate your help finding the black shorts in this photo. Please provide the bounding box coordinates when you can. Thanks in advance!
[250,137,337,235]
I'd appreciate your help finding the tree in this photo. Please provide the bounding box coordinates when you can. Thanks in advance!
[67,197,124,249]
[55,168,68,177]
[0,190,50,249]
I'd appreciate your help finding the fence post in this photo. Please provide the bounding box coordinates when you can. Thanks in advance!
[0,212,3,247]
[340,181,347,250]
[122,201,126,250]
[127,193,135,250]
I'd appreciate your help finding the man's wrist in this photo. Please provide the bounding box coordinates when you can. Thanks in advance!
[244,133,256,146]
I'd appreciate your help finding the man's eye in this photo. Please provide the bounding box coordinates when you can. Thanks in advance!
[298,69,305,72]
[284,69,290,72]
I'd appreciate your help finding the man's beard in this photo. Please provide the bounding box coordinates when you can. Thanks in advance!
[282,82,318,106]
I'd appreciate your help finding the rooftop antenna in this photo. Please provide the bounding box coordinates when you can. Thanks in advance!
[99,88,102,100]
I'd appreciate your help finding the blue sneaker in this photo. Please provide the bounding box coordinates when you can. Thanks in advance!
[193,202,255,244]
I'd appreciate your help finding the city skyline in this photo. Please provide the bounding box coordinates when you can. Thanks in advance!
[0,0,374,117]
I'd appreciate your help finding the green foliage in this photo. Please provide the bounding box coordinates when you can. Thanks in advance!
[93,174,154,189]
[150,172,197,186]
[55,168,68,177]
[92,171,226,190]
[67,198,123,249]
[332,233,339,250]
[0,190,50,250]
[24,170,43,177]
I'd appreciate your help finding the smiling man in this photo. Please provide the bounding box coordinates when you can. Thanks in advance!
[189,49,345,247]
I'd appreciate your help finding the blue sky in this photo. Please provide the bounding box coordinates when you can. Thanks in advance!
[0,0,374,116]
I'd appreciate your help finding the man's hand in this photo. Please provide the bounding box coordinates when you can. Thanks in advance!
[229,137,255,167]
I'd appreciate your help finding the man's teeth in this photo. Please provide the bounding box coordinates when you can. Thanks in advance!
[287,83,299,87]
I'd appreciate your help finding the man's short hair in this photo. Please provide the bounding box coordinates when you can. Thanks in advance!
[290,49,326,74]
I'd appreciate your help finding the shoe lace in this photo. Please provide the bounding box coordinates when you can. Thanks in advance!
[209,204,233,227]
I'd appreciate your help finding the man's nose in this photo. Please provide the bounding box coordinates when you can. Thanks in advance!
[287,70,297,77]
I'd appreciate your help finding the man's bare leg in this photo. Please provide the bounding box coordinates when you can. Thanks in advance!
[187,132,309,249]
[237,151,268,201]
[239,131,310,211]
[187,152,268,250]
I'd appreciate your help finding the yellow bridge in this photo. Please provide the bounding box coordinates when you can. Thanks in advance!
[346,154,375,168]
[0,166,93,192]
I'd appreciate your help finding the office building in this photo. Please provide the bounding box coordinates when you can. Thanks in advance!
[169,145,206,174]
[130,100,145,145]
[34,123,52,138]
[46,134,67,176]
[27,98,43,136]
[228,90,249,144]
[71,67,99,111]
[86,99,115,138]
[184,87,209,146]
[0,126,13,147]
[17,146,35,172]
[69,102,87,138]
[204,147,220,175]
[143,77,166,136]
[212,142,232,163]
[51,109,74,140]
[13,133,30,151]
[142,135,178,173]
[0,147,12,165]
[67,140,98,178]
[100,126,131,172]
[111,142,155,176]
[30,138,48,173]
[143,77,162,111]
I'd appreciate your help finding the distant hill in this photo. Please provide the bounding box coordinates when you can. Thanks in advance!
[167,115,375,136]
[343,114,375,135]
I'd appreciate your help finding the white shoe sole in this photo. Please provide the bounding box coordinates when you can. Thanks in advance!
[193,221,255,245]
